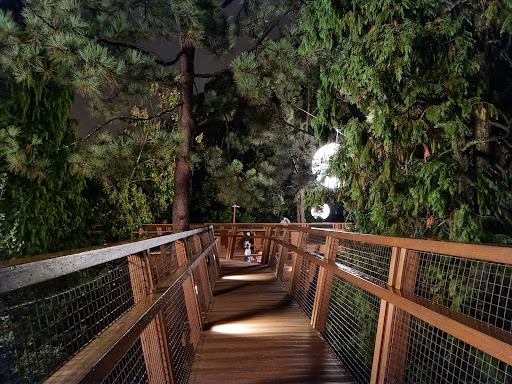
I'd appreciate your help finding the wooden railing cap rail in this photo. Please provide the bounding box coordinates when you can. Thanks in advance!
[0,225,212,294]
[280,226,512,264]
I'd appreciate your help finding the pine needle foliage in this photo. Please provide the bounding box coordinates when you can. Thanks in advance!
[74,88,181,238]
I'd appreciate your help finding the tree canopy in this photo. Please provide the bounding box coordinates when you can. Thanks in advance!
[299,0,512,242]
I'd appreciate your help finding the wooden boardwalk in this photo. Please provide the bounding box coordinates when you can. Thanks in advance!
[189,260,356,384]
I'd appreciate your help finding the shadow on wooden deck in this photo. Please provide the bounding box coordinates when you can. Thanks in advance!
[189,260,356,384]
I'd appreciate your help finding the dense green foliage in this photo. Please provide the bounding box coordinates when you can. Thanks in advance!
[73,85,181,237]
[300,0,512,242]
[0,0,304,231]
[0,76,86,258]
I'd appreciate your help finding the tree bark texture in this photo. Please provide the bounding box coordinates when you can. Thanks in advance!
[172,34,196,233]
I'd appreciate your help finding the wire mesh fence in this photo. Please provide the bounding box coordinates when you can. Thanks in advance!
[163,279,200,384]
[304,233,327,258]
[277,248,294,291]
[147,242,179,287]
[268,239,279,272]
[413,251,512,332]
[388,310,512,384]
[337,239,393,284]
[0,226,218,384]
[294,255,319,319]
[102,338,149,384]
[323,275,381,384]
[0,260,140,383]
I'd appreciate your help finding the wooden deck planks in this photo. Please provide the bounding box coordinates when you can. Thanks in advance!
[189,260,356,384]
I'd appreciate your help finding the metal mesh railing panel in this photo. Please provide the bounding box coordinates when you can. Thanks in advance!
[293,255,319,319]
[194,260,212,316]
[148,242,179,287]
[414,251,512,331]
[337,239,392,283]
[102,338,149,384]
[268,240,279,272]
[185,236,199,260]
[0,260,140,383]
[162,284,197,384]
[304,233,327,258]
[324,275,381,384]
[277,249,294,291]
[390,311,512,384]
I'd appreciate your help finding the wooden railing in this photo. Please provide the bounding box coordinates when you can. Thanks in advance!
[257,225,512,384]
[0,226,220,384]
[138,222,356,261]
[3,222,512,384]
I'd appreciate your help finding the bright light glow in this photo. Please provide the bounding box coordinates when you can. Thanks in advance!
[211,323,255,335]
[312,143,341,189]
[194,285,198,295]
[222,274,274,281]
[311,204,330,220]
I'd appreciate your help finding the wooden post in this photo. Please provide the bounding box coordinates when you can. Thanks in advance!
[371,247,420,384]
[183,274,202,347]
[261,226,273,265]
[175,240,188,267]
[310,236,338,333]
[274,229,289,277]
[289,231,305,296]
[212,229,221,275]
[227,225,237,260]
[127,252,173,384]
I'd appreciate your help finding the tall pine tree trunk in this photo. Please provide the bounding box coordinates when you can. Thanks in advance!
[172,34,196,233]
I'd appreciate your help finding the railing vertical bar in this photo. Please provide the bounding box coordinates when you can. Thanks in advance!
[310,236,337,332]
[128,251,171,384]
[289,230,305,296]
[262,226,273,265]
[227,225,237,259]
[274,229,288,278]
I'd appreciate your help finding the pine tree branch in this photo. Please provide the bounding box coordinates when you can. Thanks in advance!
[24,4,183,67]
[97,39,183,66]
[283,120,315,137]
[80,104,182,144]
[195,1,299,79]
[487,120,511,133]
[198,119,210,127]
[247,3,298,54]
[194,68,231,78]
[461,134,510,152]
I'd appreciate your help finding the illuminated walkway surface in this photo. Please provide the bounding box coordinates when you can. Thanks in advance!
[189,260,355,384]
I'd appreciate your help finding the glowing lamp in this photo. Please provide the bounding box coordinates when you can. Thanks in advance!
[312,143,341,188]
[311,204,330,220]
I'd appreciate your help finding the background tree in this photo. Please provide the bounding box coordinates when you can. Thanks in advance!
[0,75,87,259]
[73,84,181,238]
[300,0,512,242]
[0,0,300,232]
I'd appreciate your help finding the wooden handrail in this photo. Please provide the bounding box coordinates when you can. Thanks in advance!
[0,226,211,294]
[278,239,512,365]
[45,240,217,384]
[259,224,512,383]
[219,224,512,264]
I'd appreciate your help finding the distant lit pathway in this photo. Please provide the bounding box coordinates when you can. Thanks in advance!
[189,260,355,383]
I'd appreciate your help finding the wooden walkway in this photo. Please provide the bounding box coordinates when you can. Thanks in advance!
[189,260,356,384]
